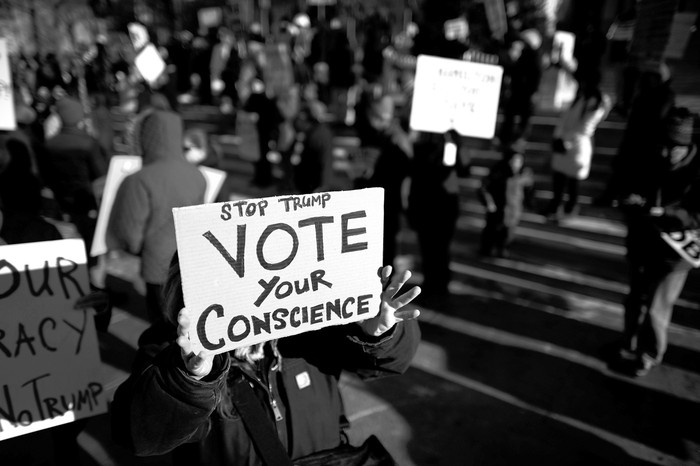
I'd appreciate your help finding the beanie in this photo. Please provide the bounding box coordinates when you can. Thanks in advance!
[55,98,85,127]
[664,108,695,146]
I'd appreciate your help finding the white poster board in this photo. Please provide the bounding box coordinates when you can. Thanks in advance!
[410,55,503,139]
[0,239,107,441]
[662,230,700,268]
[90,156,226,257]
[0,39,17,131]
[173,188,384,355]
[134,43,166,85]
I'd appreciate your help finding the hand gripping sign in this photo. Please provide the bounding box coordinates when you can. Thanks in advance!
[173,188,384,355]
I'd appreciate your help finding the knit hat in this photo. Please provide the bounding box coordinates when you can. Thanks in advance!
[55,98,84,127]
[664,107,695,146]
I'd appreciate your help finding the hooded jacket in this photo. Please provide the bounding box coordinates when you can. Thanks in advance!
[106,111,206,284]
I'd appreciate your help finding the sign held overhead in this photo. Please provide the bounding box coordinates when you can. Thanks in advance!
[410,55,503,139]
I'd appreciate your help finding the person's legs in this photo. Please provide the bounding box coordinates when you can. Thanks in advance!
[480,211,501,256]
[622,259,649,353]
[546,170,566,216]
[637,263,690,366]
[564,177,580,214]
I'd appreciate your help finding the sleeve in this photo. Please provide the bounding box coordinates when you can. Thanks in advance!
[655,174,700,231]
[110,342,230,456]
[342,320,421,380]
[294,319,421,381]
[105,174,149,255]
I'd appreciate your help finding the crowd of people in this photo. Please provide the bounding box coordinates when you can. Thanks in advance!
[1,1,699,465]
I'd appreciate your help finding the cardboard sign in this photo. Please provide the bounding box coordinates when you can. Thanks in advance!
[90,156,226,257]
[173,188,384,355]
[0,239,106,441]
[0,39,16,131]
[662,230,700,268]
[410,55,503,139]
[134,43,166,85]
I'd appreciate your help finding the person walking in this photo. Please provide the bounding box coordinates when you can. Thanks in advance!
[544,82,612,221]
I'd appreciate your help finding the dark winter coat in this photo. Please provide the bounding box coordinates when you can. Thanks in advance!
[42,126,106,214]
[106,111,206,284]
[622,144,700,264]
[111,321,420,465]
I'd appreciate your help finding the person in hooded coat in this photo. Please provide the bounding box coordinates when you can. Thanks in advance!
[106,110,206,323]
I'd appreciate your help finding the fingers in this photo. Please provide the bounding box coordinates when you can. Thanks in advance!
[392,285,421,309]
[379,265,393,290]
[383,269,411,299]
[394,307,421,321]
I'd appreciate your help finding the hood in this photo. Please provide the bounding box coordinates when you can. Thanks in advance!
[139,110,185,164]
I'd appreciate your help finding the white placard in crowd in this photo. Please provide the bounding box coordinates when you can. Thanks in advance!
[661,230,700,268]
[0,239,107,441]
[90,156,226,257]
[0,38,17,131]
[173,188,384,355]
[134,43,166,85]
[127,22,149,51]
[198,7,223,29]
[410,55,503,139]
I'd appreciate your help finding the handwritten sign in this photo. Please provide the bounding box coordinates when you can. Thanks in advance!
[91,156,226,257]
[0,39,16,131]
[409,55,503,139]
[662,230,700,268]
[173,188,384,355]
[0,239,106,441]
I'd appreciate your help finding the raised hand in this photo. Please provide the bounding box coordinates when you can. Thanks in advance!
[360,266,421,337]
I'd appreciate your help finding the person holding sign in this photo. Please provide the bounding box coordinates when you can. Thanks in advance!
[610,108,699,377]
[111,253,421,465]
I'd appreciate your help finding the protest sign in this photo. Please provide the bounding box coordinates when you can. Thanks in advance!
[90,156,226,257]
[173,188,384,355]
[662,230,700,268]
[0,38,17,131]
[0,239,106,441]
[134,43,166,86]
[409,55,503,139]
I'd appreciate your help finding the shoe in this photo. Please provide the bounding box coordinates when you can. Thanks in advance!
[632,356,658,378]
